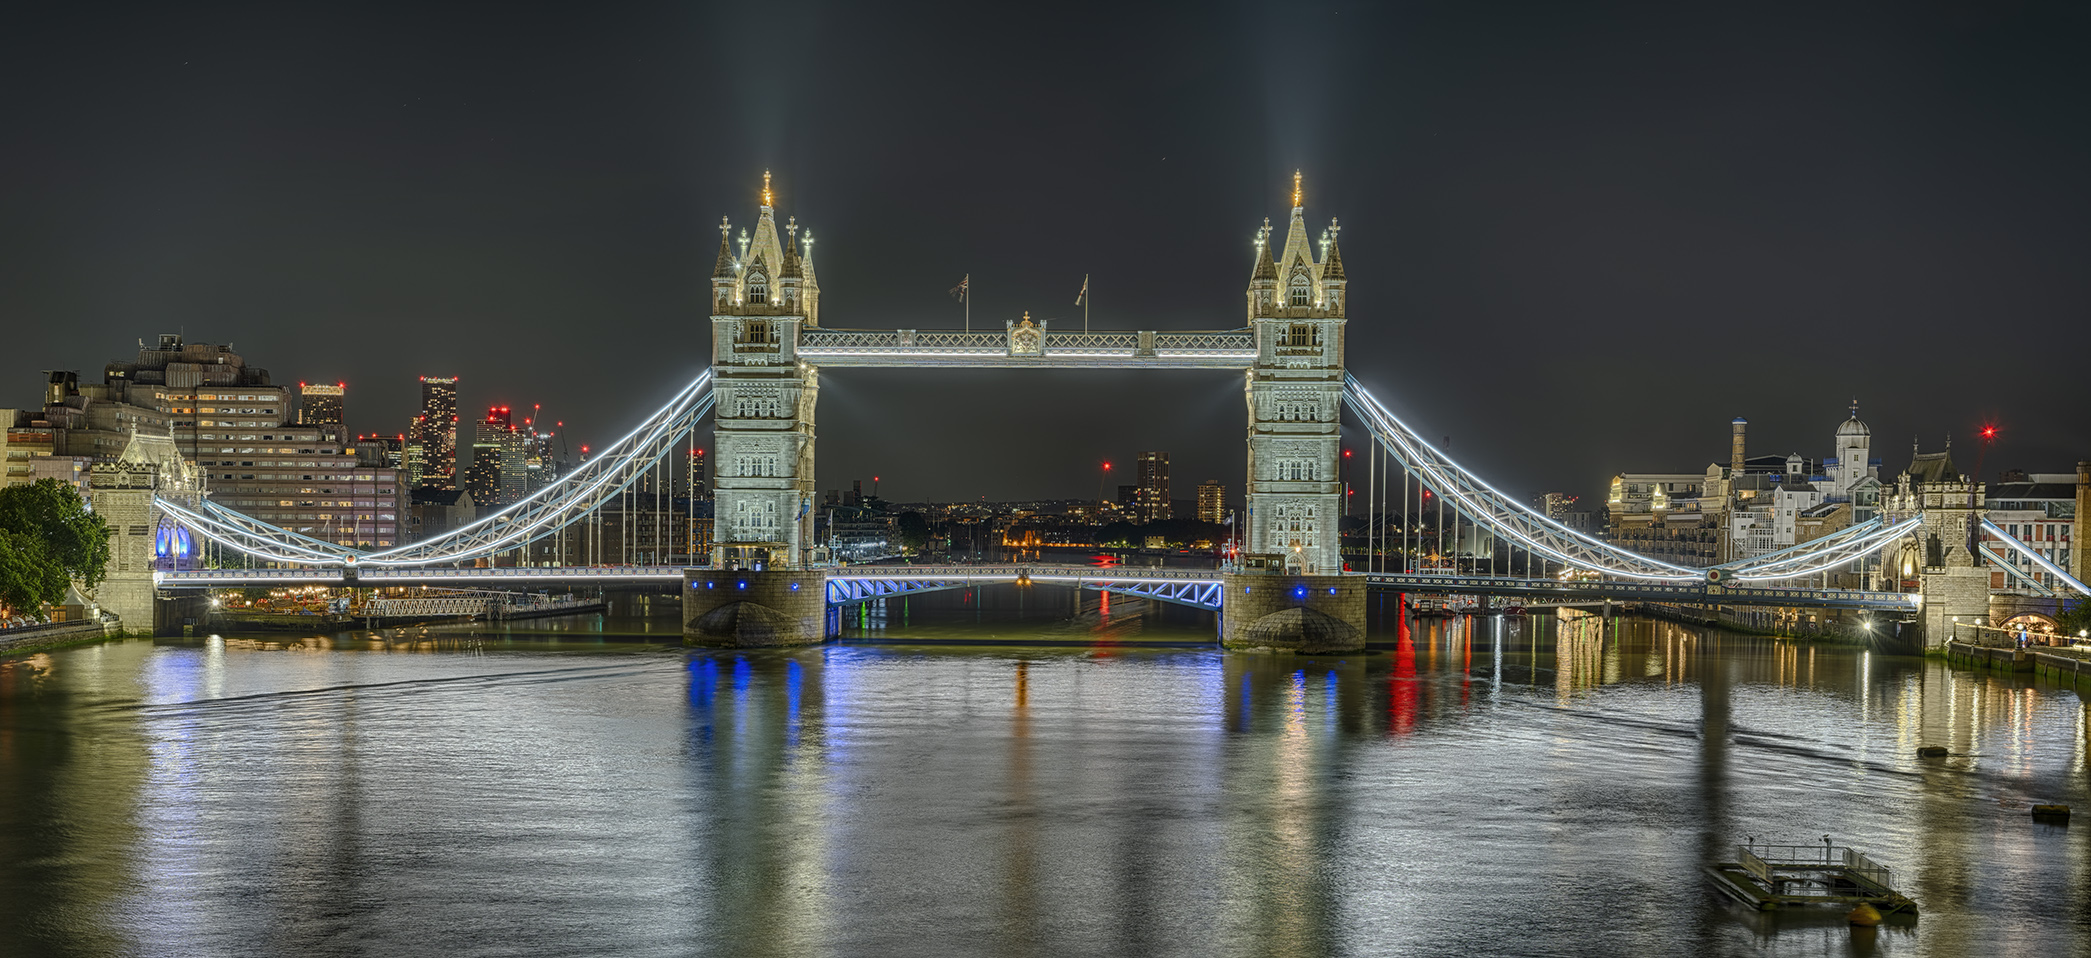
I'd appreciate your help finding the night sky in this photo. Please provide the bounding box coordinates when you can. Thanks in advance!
[5,3,2088,506]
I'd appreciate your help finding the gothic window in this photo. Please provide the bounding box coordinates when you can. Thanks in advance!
[1272,502,1320,551]
[747,272,769,305]
[1288,272,1311,306]
[1276,400,1319,422]
[734,500,779,532]
[741,320,776,345]
[1327,289,1341,309]
[1284,323,1320,348]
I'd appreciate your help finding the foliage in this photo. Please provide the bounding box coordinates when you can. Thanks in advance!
[1094,517,1231,549]
[895,511,932,554]
[2058,596,2091,639]
[0,479,112,617]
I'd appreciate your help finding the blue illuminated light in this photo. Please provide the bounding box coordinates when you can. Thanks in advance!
[1293,585,1308,600]
[790,582,800,591]
[1328,587,1337,595]
[738,580,747,590]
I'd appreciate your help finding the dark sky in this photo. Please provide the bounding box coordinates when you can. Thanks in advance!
[5,2,2088,506]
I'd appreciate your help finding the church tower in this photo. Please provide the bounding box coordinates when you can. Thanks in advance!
[1243,172,1348,574]
[709,172,821,567]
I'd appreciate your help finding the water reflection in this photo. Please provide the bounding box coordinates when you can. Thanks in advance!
[0,615,2086,957]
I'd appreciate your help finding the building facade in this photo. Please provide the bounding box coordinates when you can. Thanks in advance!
[416,376,459,489]
[1243,173,1347,574]
[298,383,345,441]
[1197,479,1225,524]
[709,173,821,567]
[28,336,401,548]
[1135,451,1171,523]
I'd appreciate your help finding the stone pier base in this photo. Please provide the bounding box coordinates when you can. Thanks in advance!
[683,569,829,648]
[1221,573,1367,653]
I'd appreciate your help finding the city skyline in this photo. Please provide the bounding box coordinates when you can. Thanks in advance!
[4,5,2088,503]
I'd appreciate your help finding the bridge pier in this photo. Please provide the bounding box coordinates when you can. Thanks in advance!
[683,570,830,648]
[1220,573,1366,653]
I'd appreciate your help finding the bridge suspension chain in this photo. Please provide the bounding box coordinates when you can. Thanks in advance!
[1343,376,1703,582]
[159,369,717,567]
[1342,375,1918,584]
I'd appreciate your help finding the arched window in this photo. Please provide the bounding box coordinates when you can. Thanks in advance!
[1288,272,1311,306]
[747,272,769,305]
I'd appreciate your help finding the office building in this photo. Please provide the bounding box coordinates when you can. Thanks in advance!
[27,335,401,547]
[465,406,515,506]
[298,382,346,442]
[1136,451,1171,522]
[416,376,459,489]
[1197,479,1225,523]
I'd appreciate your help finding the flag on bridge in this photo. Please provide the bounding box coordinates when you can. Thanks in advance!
[1075,274,1088,306]
[949,274,968,302]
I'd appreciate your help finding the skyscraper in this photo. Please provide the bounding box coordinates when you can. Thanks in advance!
[1197,479,1225,523]
[404,414,427,488]
[417,376,458,489]
[1136,451,1171,523]
[465,405,512,505]
[299,382,345,436]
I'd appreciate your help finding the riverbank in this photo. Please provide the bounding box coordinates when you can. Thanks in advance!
[1944,638,2091,690]
[1627,601,1912,651]
[0,619,124,657]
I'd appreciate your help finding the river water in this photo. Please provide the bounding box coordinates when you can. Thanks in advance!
[1,597,2086,958]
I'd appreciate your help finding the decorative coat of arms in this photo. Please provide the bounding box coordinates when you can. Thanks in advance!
[1007,313,1046,356]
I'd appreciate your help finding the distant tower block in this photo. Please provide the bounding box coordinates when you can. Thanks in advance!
[1731,417,1746,476]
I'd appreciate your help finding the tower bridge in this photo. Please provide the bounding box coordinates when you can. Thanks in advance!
[131,173,2090,651]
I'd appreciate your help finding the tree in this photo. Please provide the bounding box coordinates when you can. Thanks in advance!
[0,479,113,618]
[895,511,932,554]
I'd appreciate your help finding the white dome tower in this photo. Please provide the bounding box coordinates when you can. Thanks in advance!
[1833,400,1874,494]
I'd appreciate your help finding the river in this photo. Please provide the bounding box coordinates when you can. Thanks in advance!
[1,596,2085,957]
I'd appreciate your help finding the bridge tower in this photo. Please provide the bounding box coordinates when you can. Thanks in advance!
[707,172,821,569]
[1879,442,1988,646]
[1243,172,1347,575]
[689,174,828,646]
[1225,173,1365,652]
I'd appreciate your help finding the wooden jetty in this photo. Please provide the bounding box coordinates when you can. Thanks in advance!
[1706,842,1917,916]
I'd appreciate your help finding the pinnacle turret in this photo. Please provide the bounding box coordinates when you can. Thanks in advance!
[1320,218,1345,281]
[712,217,736,279]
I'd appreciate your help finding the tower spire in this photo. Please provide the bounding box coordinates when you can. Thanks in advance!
[712,217,735,278]
[762,170,773,208]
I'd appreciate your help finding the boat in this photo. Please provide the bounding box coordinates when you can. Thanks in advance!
[1705,840,1917,916]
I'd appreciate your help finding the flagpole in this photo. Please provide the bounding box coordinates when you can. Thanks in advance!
[965,273,970,332]
[1084,274,1090,333]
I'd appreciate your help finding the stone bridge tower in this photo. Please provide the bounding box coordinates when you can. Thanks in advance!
[1244,172,1347,576]
[708,172,821,570]
[1879,441,1988,645]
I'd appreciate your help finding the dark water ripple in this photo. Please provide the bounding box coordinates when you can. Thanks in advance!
[0,614,2084,958]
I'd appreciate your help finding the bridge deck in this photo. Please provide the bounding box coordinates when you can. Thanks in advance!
[157,565,1917,612]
